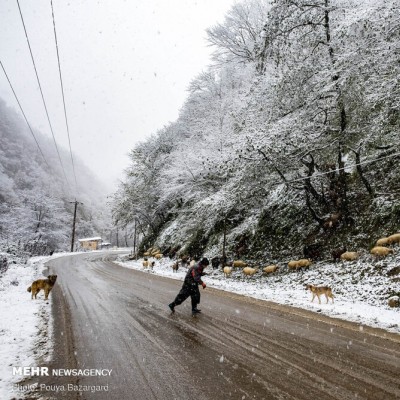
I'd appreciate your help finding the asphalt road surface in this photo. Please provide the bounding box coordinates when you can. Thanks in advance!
[37,252,400,400]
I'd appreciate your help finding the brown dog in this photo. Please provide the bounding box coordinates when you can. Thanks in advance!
[305,284,334,304]
[27,275,57,300]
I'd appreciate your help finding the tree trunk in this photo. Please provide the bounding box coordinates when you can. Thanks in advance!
[305,191,324,226]
[222,216,227,267]
[351,146,374,196]
[301,155,328,207]
[324,0,347,134]
[337,142,349,218]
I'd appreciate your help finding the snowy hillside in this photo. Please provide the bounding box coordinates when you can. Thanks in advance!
[111,0,400,262]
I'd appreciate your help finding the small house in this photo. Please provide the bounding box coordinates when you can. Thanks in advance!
[78,237,102,251]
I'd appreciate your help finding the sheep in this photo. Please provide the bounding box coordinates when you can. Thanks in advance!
[388,296,400,308]
[376,237,391,246]
[288,260,299,270]
[340,251,359,261]
[388,233,400,244]
[303,243,322,260]
[180,255,189,263]
[370,246,394,257]
[154,253,163,259]
[150,261,155,269]
[287,259,311,271]
[168,247,179,258]
[331,247,347,262]
[242,267,258,276]
[297,259,312,269]
[235,245,246,257]
[179,255,189,268]
[323,212,342,231]
[142,259,149,268]
[223,266,232,277]
[211,257,220,269]
[233,260,247,268]
[263,265,278,274]
[172,261,179,273]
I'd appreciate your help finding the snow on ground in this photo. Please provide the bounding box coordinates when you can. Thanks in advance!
[115,254,400,335]
[0,255,53,399]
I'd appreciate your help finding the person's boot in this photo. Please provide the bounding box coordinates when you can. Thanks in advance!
[192,308,201,315]
[168,303,175,313]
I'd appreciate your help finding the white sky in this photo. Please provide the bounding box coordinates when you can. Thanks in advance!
[0,0,236,192]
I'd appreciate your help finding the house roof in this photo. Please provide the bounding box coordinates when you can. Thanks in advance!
[78,237,102,242]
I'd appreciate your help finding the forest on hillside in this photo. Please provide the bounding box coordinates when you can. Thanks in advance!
[113,0,399,262]
[0,99,110,257]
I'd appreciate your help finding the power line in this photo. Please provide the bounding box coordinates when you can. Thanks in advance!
[0,59,51,169]
[273,150,400,186]
[16,0,71,189]
[50,0,78,192]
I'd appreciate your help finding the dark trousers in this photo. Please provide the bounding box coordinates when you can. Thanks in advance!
[172,283,200,310]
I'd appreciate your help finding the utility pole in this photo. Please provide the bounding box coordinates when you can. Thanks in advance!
[70,200,83,252]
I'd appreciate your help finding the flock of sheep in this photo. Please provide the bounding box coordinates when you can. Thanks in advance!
[140,233,399,303]
[338,232,399,261]
[138,234,399,307]
[228,232,399,277]
[141,232,399,277]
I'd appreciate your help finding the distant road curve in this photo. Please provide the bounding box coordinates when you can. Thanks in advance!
[37,252,400,400]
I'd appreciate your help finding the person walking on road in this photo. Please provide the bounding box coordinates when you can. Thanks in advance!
[169,257,209,315]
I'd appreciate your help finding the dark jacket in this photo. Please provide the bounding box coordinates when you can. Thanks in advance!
[184,263,205,286]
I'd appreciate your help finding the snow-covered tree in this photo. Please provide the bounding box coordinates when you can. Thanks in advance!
[112,0,400,260]
[0,98,111,255]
